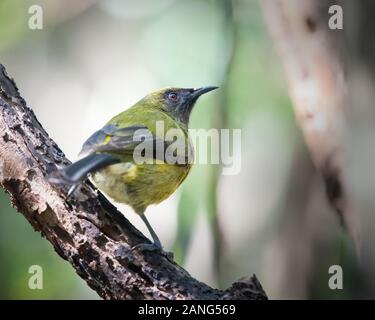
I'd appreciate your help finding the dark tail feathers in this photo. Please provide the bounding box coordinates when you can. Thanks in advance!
[48,153,119,185]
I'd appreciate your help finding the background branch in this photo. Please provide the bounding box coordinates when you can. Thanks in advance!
[0,64,267,300]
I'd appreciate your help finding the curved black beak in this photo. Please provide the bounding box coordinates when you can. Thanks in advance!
[190,86,218,99]
[178,86,218,124]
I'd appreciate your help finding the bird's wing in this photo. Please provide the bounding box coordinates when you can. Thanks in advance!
[79,124,167,161]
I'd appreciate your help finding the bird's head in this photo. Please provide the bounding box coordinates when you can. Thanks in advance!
[140,86,218,125]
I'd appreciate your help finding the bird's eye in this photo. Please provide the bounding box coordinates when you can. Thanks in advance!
[167,92,178,102]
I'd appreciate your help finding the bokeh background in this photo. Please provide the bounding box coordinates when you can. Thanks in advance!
[0,0,373,299]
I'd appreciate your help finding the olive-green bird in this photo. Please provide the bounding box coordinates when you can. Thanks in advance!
[49,86,217,250]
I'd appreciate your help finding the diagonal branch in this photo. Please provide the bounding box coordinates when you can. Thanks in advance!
[0,64,266,300]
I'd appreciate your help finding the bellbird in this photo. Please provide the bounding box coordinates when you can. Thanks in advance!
[49,86,218,251]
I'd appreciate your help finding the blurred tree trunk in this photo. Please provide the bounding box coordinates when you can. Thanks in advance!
[260,0,359,251]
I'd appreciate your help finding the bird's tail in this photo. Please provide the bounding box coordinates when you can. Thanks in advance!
[48,153,119,185]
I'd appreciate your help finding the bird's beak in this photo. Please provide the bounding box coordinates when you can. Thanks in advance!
[190,86,218,99]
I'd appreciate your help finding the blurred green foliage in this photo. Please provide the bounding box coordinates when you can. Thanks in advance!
[0,190,97,299]
[0,0,28,52]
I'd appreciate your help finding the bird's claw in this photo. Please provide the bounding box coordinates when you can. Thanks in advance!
[131,242,174,260]
[66,184,79,199]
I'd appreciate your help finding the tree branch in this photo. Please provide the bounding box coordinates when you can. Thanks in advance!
[260,0,360,251]
[0,64,267,300]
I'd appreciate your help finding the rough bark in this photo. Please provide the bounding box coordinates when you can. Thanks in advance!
[260,0,359,251]
[0,64,266,300]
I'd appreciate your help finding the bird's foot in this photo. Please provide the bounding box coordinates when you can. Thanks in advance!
[66,184,79,200]
[131,242,174,261]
